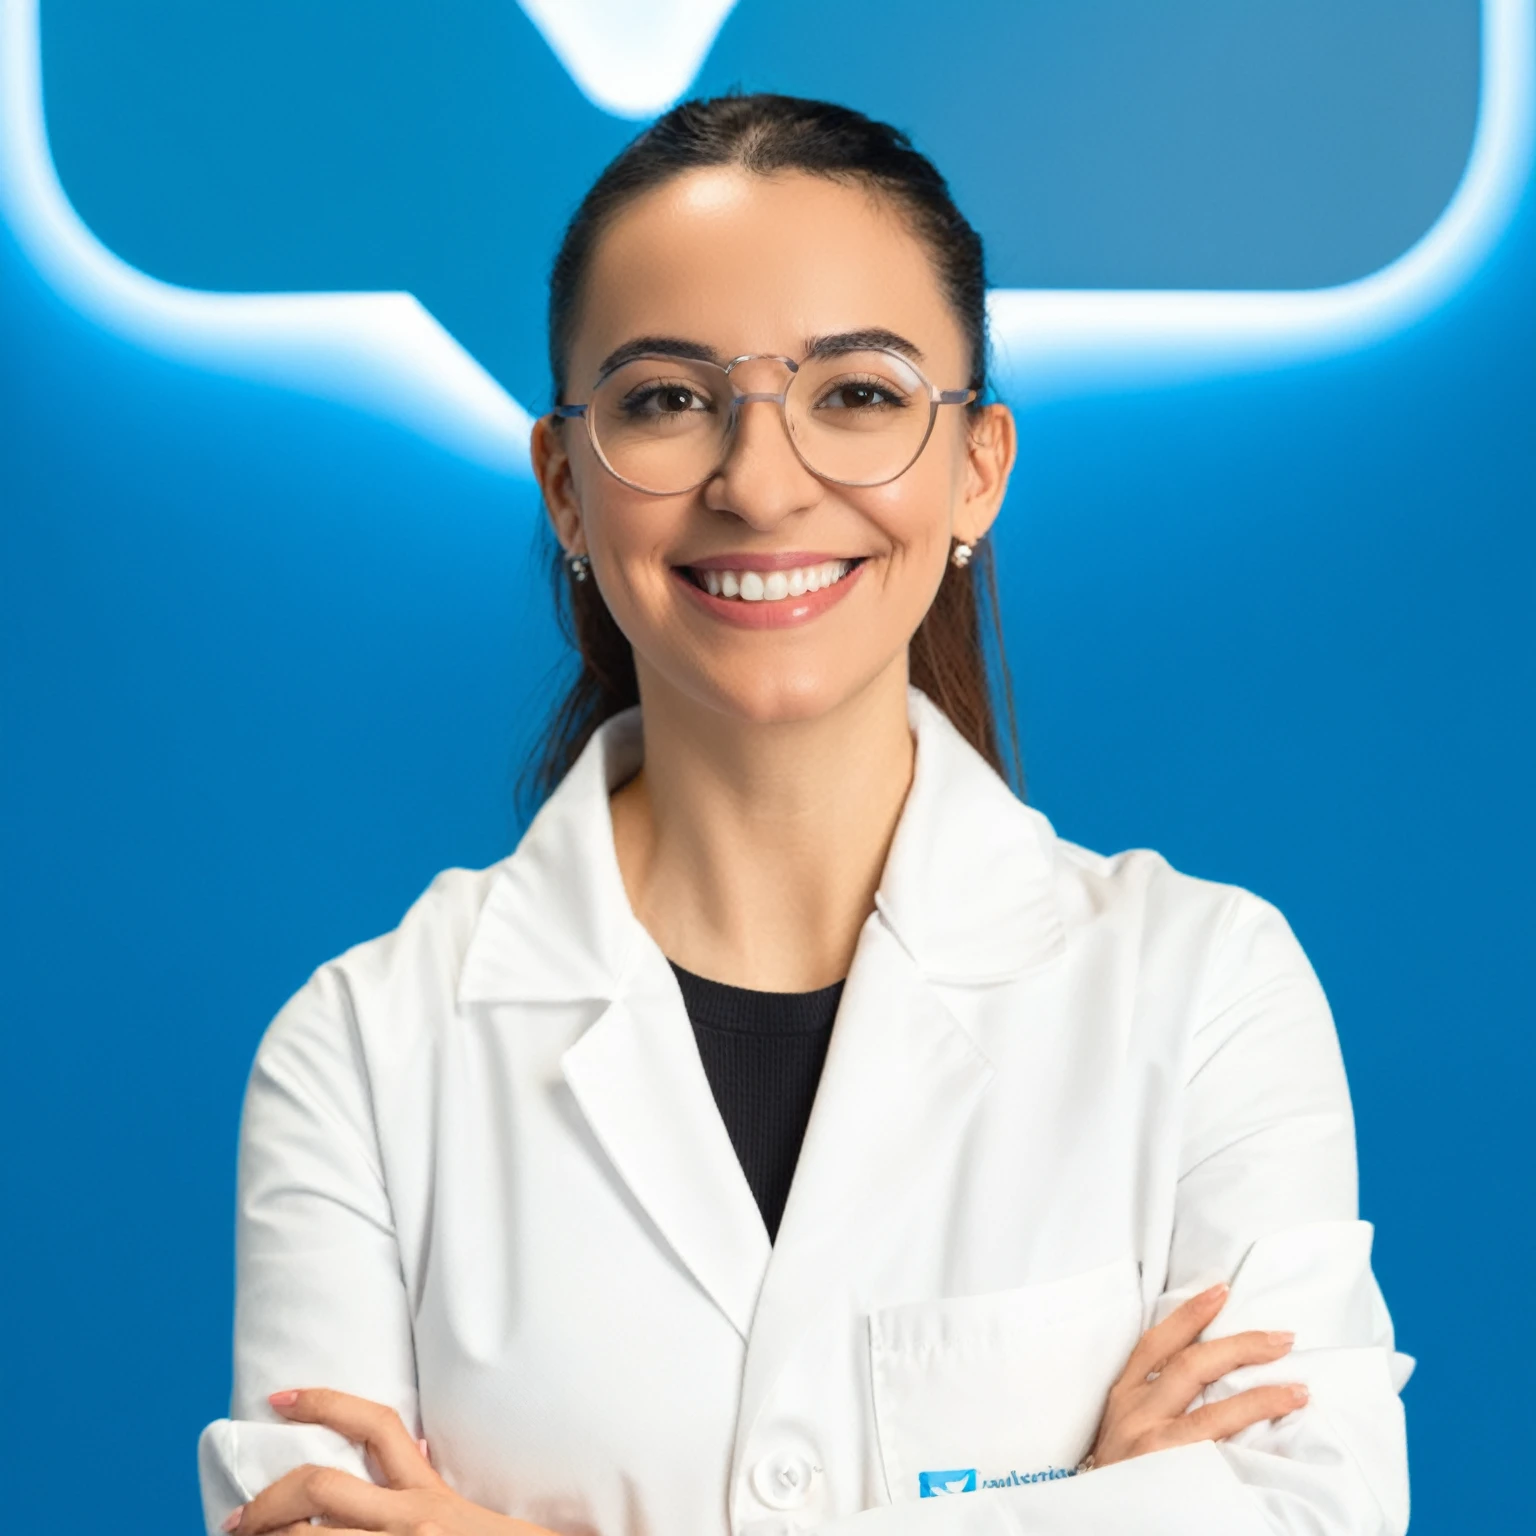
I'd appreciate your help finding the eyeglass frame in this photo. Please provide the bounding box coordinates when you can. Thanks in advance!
[550,349,978,496]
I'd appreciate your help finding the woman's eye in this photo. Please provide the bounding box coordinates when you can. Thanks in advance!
[817,381,904,410]
[625,384,710,416]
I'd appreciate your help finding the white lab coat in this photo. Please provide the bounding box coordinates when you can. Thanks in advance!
[198,690,1411,1536]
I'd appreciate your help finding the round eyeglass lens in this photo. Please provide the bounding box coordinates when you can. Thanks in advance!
[784,349,932,486]
[588,356,732,494]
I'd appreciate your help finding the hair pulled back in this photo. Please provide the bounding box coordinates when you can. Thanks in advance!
[527,92,1019,804]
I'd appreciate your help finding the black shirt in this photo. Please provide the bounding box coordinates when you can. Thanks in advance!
[668,960,843,1242]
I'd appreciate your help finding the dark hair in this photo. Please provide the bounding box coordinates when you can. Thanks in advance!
[525,92,1019,805]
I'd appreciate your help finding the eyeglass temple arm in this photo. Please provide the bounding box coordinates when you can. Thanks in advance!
[551,404,588,419]
[937,389,978,405]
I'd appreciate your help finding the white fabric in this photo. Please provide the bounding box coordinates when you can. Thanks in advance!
[198,690,1410,1536]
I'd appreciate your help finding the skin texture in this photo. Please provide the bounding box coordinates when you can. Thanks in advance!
[227,168,1305,1534]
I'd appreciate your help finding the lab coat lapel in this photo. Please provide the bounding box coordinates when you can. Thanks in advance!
[458,708,770,1340]
[736,917,994,1438]
[561,949,772,1340]
[735,692,1067,1439]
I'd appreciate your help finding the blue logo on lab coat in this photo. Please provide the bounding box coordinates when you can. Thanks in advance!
[918,1469,977,1497]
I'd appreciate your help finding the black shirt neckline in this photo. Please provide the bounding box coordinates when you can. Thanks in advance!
[666,958,845,1242]
[667,960,846,1035]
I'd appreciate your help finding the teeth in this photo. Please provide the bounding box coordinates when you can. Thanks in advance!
[695,560,853,602]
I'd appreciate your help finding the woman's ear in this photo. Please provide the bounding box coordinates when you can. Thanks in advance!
[530,414,587,556]
[955,402,1017,546]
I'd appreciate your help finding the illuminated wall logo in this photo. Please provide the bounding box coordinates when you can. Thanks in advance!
[0,0,1530,477]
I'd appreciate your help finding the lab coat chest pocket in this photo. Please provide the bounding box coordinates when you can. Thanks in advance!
[868,1258,1143,1501]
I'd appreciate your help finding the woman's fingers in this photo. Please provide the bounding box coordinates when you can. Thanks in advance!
[1093,1285,1313,1470]
[272,1527,374,1536]
[269,1387,440,1491]
[236,1462,399,1534]
[272,1527,378,1536]
[1158,1381,1310,1450]
[1142,1329,1297,1415]
[1121,1283,1229,1384]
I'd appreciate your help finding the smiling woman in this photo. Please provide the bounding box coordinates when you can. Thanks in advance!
[526,97,1011,811]
[198,95,1411,1536]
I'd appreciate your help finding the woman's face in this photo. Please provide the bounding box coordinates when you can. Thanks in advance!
[533,168,1016,726]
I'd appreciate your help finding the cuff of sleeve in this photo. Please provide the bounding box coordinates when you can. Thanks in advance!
[198,1418,372,1536]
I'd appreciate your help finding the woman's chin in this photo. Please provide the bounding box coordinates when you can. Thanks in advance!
[662,657,906,731]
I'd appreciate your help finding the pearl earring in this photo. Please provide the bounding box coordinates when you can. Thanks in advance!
[950,541,974,569]
[567,552,591,582]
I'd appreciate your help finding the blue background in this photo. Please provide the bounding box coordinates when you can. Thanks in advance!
[2,3,1531,1531]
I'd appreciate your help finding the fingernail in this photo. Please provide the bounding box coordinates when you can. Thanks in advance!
[268,1389,300,1408]
[1267,1331,1296,1348]
[1288,1384,1310,1406]
[220,1506,245,1533]
[418,1437,431,1464]
[1202,1282,1230,1301]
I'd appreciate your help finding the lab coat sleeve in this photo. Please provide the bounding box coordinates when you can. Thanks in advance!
[196,964,419,1536]
[815,889,1409,1536]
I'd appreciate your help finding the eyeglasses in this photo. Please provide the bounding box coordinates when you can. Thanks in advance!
[552,348,976,496]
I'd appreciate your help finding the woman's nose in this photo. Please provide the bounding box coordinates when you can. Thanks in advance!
[705,396,821,528]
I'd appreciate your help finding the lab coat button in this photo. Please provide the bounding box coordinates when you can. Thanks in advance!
[751,1450,816,1509]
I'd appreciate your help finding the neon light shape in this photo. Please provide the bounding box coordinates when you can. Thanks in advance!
[0,0,534,476]
[517,0,740,119]
[0,1,1529,479]
[988,2,1535,401]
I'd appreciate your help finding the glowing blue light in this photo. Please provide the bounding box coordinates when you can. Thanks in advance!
[987,1,1535,404]
[0,0,536,475]
[0,0,1529,478]
[518,0,741,120]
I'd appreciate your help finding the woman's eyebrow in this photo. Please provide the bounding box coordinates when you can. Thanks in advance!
[593,330,928,378]
[804,329,926,364]
[595,336,724,376]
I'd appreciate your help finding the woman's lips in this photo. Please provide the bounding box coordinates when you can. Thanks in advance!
[672,556,867,629]
[684,550,850,573]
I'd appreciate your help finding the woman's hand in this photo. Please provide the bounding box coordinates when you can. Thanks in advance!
[1090,1282,1309,1469]
[227,1389,558,1536]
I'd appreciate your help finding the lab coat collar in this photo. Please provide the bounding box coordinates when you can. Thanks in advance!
[457,687,1065,1006]
[878,689,1066,982]
[454,690,1062,1349]
[458,707,646,1006]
